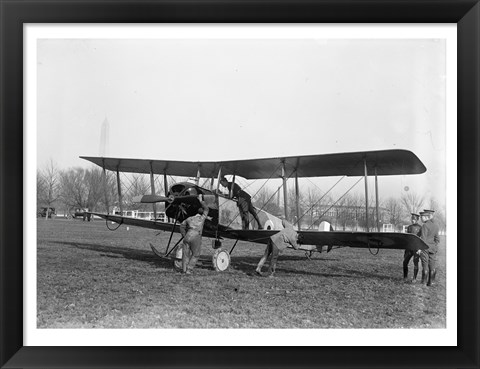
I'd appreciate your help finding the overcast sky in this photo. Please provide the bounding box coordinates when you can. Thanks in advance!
[37,38,446,205]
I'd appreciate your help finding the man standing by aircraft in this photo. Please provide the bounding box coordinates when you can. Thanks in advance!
[256,219,299,276]
[220,176,263,230]
[419,209,440,286]
[402,213,422,282]
[179,195,209,274]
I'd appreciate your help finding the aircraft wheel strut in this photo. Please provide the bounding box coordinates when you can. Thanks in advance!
[212,248,230,272]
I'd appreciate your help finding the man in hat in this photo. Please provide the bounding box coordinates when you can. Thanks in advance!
[219,176,263,230]
[255,218,299,277]
[420,209,440,286]
[402,213,423,282]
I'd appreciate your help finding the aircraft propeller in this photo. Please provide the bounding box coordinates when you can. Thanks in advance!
[133,194,216,206]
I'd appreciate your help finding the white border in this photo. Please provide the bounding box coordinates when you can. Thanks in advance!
[25,24,457,346]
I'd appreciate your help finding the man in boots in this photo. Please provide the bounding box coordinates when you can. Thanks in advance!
[179,195,209,274]
[420,209,440,286]
[402,213,422,282]
[220,176,263,230]
[255,219,299,277]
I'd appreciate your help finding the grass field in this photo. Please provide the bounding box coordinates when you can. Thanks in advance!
[37,219,446,329]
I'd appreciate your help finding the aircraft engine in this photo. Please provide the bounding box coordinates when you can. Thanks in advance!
[165,182,216,223]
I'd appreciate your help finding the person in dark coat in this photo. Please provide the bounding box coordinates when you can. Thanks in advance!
[220,176,263,230]
[420,209,440,286]
[402,213,423,282]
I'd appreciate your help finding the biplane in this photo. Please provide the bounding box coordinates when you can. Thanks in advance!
[81,149,429,272]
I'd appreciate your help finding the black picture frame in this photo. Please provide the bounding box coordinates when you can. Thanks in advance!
[1,1,478,368]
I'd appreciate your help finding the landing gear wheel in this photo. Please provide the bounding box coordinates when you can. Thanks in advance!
[212,249,230,272]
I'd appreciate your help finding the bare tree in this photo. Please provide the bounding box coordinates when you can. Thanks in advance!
[335,196,352,231]
[302,187,321,228]
[85,167,109,211]
[401,191,425,218]
[286,186,305,225]
[123,173,151,209]
[37,160,60,219]
[383,197,404,231]
[37,170,46,210]
[59,167,115,213]
[426,197,447,233]
[253,187,282,217]
[59,168,89,210]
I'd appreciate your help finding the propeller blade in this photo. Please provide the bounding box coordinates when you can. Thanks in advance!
[133,193,216,206]
[132,194,171,203]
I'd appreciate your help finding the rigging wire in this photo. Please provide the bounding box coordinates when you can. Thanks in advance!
[222,164,283,229]
[296,176,346,227]
[306,177,363,230]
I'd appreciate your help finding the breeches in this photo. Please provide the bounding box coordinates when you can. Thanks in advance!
[419,250,429,271]
[237,197,250,219]
[238,197,257,217]
[184,232,202,256]
[427,251,437,271]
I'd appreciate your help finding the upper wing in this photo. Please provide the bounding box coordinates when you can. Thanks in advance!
[80,149,426,180]
[218,229,428,251]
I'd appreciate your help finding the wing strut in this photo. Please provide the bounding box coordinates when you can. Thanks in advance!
[150,162,157,219]
[282,161,288,219]
[216,166,223,193]
[364,157,369,232]
[166,208,181,252]
[229,239,240,255]
[374,166,380,232]
[195,166,201,186]
[116,167,123,214]
[163,172,168,196]
[102,159,110,214]
[229,174,236,199]
[295,171,301,229]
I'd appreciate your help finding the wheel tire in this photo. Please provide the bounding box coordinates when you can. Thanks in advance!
[212,248,230,272]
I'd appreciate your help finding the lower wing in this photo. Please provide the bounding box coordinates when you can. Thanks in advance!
[297,230,428,251]
[89,212,219,238]
[218,229,428,251]
[91,212,427,251]
[90,212,180,232]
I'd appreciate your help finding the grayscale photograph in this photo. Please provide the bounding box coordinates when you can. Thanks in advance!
[36,36,448,331]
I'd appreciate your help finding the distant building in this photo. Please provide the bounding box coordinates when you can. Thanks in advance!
[308,204,391,231]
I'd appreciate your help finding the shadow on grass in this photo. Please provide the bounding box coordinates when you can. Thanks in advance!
[49,240,174,268]
[48,240,393,280]
[49,240,216,272]
[230,255,393,280]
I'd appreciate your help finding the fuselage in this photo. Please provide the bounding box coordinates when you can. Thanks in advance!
[165,182,283,231]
